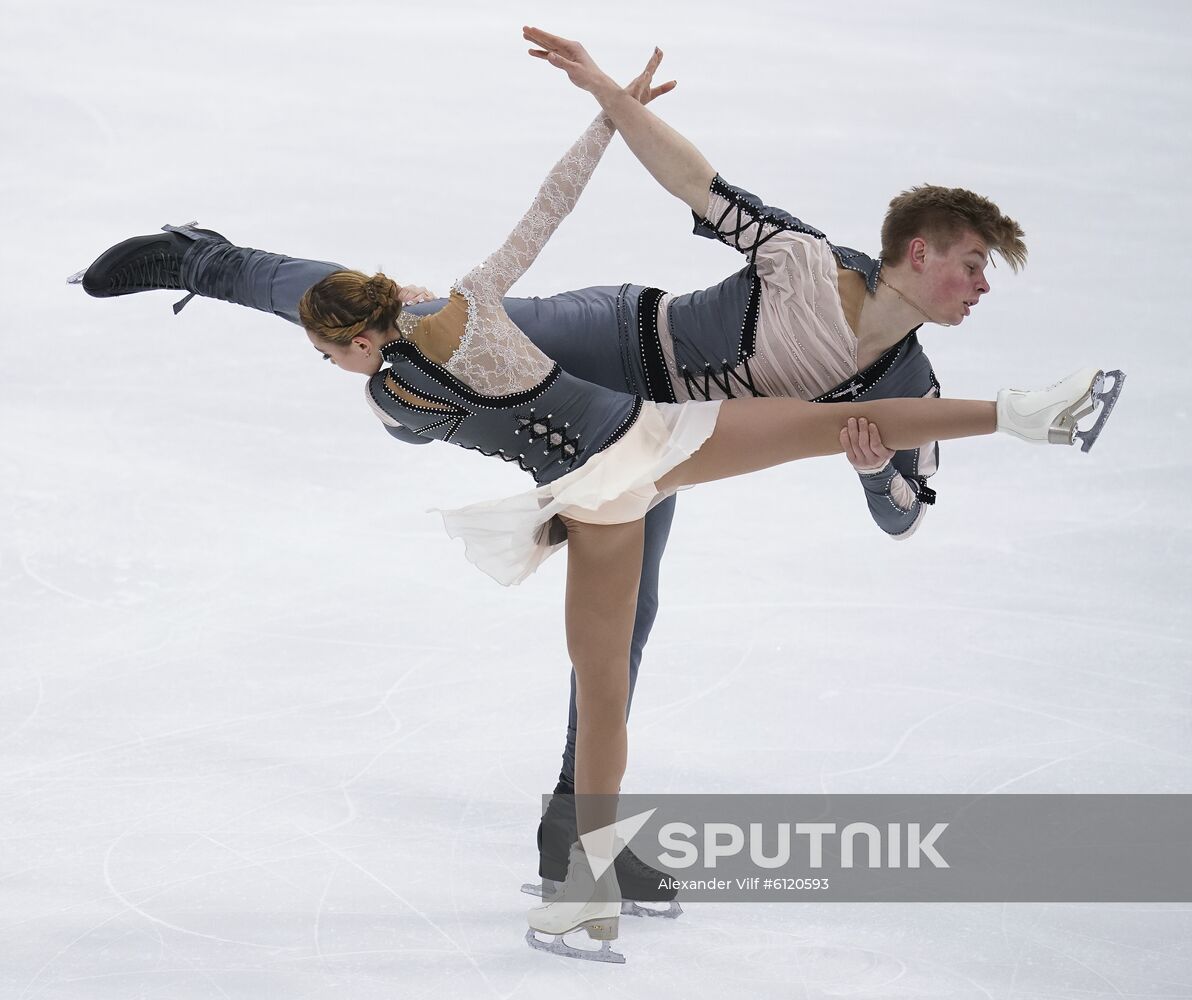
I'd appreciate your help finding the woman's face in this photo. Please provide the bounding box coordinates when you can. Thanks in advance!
[306,328,385,376]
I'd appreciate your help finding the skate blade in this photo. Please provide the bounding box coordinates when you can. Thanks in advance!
[160,220,200,235]
[1046,369,1100,445]
[522,881,683,919]
[1074,369,1125,453]
[621,899,684,919]
[1047,369,1124,451]
[66,268,86,285]
[525,927,626,964]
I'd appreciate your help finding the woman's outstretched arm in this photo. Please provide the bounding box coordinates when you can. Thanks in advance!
[456,114,615,304]
[525,27,712,216]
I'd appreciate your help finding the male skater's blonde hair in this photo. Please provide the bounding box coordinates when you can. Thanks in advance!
[881,185,1027,272]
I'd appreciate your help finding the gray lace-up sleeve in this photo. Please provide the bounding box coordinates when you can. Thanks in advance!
[856,433,939,540]
[857,456,928,539]
[693,175,827,261]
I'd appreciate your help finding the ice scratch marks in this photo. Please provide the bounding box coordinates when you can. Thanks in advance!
[0,674,44,749]
[639,636,759,727]
[887,681,1192,768]
[100,831,298,951]
[301,831,514,1000]
[0,692,388,784]
[18,551,109,610]
[915,952,998,1000]
[313,860,340,965]
[963,639,1192,701]
[818,699,973,790]
[336,661,425,738]
[16,904,135,1000]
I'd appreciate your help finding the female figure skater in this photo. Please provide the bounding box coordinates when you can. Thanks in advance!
[293,104,1119,961]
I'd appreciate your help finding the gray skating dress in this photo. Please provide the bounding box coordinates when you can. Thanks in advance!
[364,117,722,585]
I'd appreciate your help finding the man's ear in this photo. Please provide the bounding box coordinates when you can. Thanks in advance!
[908,236,929,271]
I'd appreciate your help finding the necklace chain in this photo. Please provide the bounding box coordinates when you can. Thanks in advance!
[878,274,950,328]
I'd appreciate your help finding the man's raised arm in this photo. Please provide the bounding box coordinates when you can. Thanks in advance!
[525,27,714,216]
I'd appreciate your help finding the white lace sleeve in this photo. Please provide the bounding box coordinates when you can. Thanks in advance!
[441,115,615,396]
[458,114,614,303]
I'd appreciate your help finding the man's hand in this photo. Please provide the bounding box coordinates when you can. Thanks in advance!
[397,284,435,306]
[525,27,675,106]
[526,25,711,215]
[841,416,895,472]
[524,26,614,95]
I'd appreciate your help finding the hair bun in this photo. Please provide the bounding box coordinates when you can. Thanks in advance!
[364,273,398,309]
[300,269,404,346]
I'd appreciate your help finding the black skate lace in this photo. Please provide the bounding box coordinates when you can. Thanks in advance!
[108,250,183,293]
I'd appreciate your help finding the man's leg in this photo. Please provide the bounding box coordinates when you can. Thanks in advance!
[178,234,345,324]
[182,238,630,377]
[76,225,345,323]
[81,227,639,368]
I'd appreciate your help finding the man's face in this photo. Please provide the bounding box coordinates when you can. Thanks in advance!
[918,230,991,326]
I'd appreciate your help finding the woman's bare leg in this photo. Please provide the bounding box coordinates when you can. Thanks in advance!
[560,515,645,836]
[658,396,996,491]
[558,396,989,827]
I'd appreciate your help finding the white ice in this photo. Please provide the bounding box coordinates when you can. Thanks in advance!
[2,1,1191,997]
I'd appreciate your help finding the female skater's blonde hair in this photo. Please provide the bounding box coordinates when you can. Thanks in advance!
[881,185,1027,272]
[299,270,403,344]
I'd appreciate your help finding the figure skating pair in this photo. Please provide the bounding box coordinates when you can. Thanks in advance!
[71,29,1123,963]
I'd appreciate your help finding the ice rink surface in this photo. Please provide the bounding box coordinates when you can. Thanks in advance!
[3,0,1191,996]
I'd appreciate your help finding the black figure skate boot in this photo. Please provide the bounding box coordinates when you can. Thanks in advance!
[521,778,683,919]
[68,223,226,312]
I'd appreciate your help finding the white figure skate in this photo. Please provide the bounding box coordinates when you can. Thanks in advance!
[525,844,625,964]
[522,877,684,919]
[996,368,1125,451]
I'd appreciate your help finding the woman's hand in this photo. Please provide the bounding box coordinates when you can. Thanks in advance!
[841,417,895,472]
[624,47,677,107]
[397,284,435,306]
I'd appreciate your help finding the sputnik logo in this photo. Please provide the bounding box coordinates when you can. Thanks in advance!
[578,808,657,881]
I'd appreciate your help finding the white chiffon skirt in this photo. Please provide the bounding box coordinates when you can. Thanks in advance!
[436,400,722,586]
